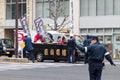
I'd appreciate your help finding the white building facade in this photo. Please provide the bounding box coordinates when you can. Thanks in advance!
[79,0,120,58]
[1,0,120,58]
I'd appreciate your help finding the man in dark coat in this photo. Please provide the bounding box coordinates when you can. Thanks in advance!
[67,35,76,63]
[23,33,35,63]
[76,36,115,80]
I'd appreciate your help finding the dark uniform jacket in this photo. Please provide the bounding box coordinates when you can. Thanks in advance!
[23,37,33,51]
[67,38,76,49]
[83,39,91,47]
[76,42,114,65]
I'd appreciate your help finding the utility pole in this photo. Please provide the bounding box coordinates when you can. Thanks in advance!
[70,0,74,34]
[15,0,18,58]
[69,0,80,35]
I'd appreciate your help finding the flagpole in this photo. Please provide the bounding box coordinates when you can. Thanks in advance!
[15,0,18,58]
[69,0,74,35]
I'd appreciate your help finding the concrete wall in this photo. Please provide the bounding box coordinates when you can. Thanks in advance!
[26,0,35,31]
[0,0,5,38]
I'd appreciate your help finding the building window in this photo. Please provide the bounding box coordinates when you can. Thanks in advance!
[88,28,95,33]
[80,29,87,33]
[114,0,120,15]
[89,0,96,16]
[80,0,89,16]
[105,0,113,15]
[36,0,69,18]
[113,28,120,33]
[96,28,103,33]
[98,36,103,43]
[80,0,120,16]
[6,0,26,19]
[116,35,120,43]
[104,35,112,44]
[104,28,112,33]
[96,0,105,16]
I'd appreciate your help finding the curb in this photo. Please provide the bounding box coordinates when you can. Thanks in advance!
[0,57,28,63]
[113,60,120,62]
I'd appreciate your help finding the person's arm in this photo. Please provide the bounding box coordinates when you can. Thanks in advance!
[105,52,116,66]
[76,43,89,53]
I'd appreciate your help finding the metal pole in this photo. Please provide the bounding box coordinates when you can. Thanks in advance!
[15,0,18,58]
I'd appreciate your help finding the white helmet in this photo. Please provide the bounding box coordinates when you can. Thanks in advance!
[24,33,28,36]
[70,33,74,36]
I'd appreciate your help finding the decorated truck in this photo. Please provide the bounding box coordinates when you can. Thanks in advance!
[32,31,84,62]
[19,16,84,62]
[33,43,84,62]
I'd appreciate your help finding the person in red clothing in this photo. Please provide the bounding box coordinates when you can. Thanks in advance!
[59,36,66,44]
[34,31,42,43]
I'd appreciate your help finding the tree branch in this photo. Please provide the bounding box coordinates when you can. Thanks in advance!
[58,15,68,28]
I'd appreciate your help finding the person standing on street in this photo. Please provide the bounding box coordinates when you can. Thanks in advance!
[67,34,76,63]
[23,33,35,63]
[83,35,91,64]
[76,36,116,80]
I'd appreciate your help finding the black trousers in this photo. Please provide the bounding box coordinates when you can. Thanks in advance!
[84,53,89,64]
[23,49,35,61]
[89,62,103,80]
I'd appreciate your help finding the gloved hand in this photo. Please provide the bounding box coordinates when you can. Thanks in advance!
[111,63,116,66]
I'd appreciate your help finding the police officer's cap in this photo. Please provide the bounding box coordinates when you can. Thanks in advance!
[92,36,99,41]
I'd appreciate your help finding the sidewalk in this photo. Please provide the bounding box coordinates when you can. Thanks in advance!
[113,59,120,62]
[0,56,28,63]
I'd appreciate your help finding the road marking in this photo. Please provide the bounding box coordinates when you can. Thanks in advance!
[0,63,84,71]
[0,61,119,71]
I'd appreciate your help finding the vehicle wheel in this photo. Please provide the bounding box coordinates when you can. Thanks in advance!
[8,54,12,57]
[54,59,59,62]
[36,53,43,62]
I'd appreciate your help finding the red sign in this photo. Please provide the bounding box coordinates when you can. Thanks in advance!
[18,30,25,41]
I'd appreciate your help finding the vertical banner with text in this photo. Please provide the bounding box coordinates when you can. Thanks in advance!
[20,15,31,36]
[34,17,45,35]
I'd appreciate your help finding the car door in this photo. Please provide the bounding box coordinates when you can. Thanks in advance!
[0,40,3,54]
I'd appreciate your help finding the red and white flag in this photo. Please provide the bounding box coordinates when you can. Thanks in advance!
[34,17,45,35]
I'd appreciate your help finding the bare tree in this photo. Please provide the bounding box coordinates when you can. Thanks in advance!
[48,0,69,31]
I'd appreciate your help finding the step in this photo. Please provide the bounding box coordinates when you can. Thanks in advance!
[0,57,28,63]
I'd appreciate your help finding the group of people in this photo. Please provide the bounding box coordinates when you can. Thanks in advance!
[67,34,116,80]
[22,31,116,80]
[57,36,67,44]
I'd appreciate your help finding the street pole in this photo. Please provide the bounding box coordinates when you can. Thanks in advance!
[15,0,18,58]
[69,0,80,35]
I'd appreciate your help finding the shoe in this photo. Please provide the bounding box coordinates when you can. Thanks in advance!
[32,60,35,63]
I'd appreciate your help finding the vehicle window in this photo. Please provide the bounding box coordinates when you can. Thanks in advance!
[3,39,14,48]
[0,40,2,46]
[75,36,84,45]
[0,40,2,48]
[53,34,64,42]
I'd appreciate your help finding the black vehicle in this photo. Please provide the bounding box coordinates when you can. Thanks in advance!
[33,34,85,62]
[31,31,85,62]
[33,43,84,62]
[0,39,15,57]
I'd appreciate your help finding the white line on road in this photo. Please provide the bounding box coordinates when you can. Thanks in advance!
[0,63,84,71]
[0,61,119,71]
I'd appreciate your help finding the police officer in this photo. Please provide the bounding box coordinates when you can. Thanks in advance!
[83,35,91,64]
[23,33,35,63]
[67,34,76,63]
[76,36,115,80]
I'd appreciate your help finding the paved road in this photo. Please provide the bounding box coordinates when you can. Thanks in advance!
[0,61,119,80]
